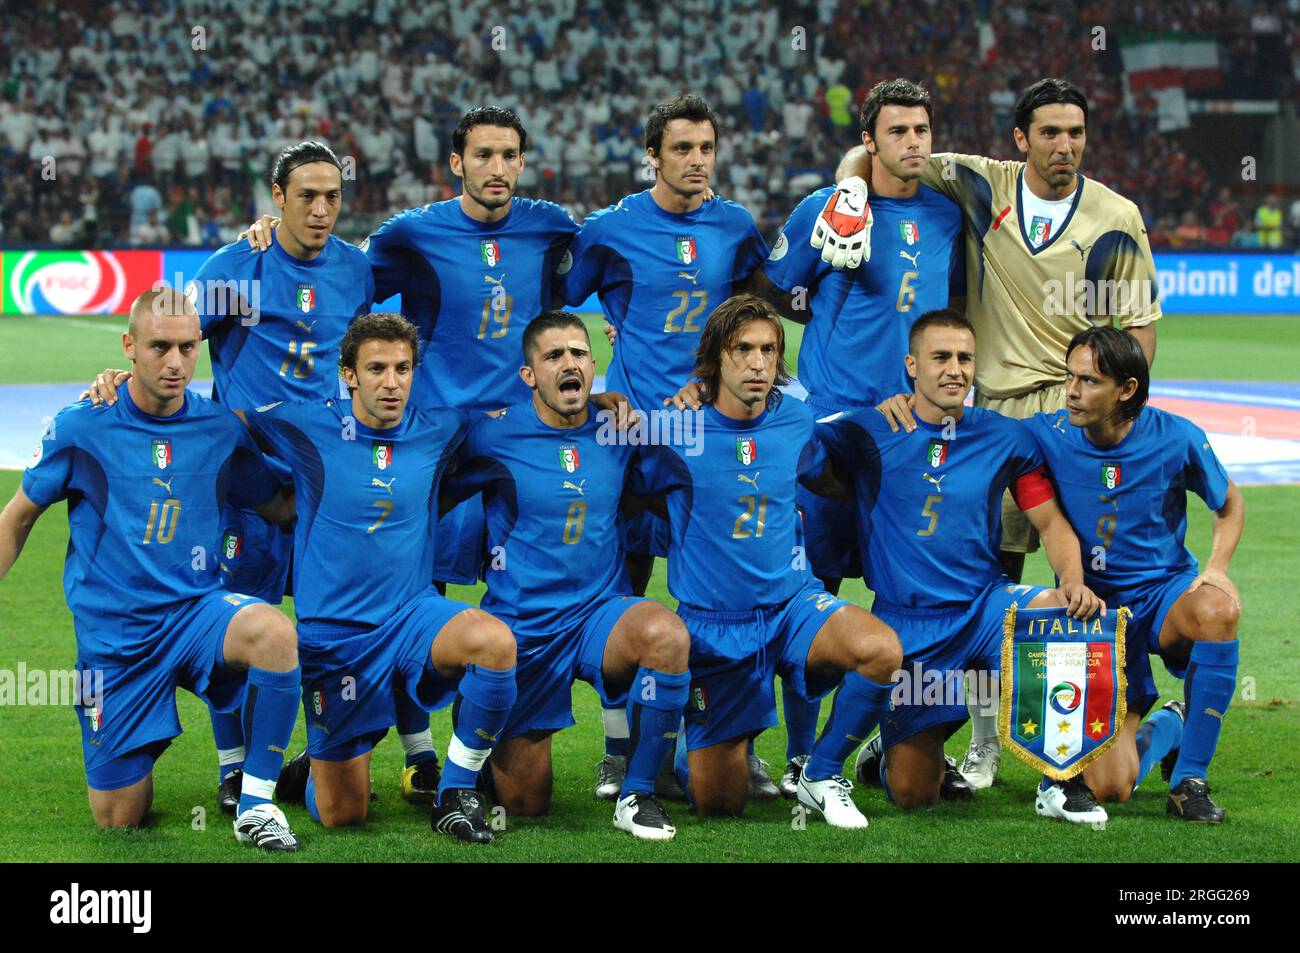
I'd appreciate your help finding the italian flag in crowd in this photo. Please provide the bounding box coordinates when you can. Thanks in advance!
[1120,32,1222,132]
[1011,641,1115,766]
[976,0,997,65]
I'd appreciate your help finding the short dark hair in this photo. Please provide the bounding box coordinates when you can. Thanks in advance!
[645,94,720,156]
[859,78,933,139]
[339,313,421,375]
[271,141,343,192]
[452,106,527,155]
[1066,326,1149,420]
[693,294,790,408]
[1014,78,1089,137]
[522,310,589,364]
[908,308,975,354]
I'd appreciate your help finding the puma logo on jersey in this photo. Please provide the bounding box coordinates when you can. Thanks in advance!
[151,477,174,494]
[737,471,761,491]
[563,479,586,497]
[899,250,921,269]
[678,270,700,285]
[1070,240,1092,260]
[922,472,945,493]
[483,274,506,287]
[295,319,317,335]
[1052,415,1068,432]
[371,477,396,494]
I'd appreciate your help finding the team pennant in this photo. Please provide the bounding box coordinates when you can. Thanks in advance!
[999,601,1129,780]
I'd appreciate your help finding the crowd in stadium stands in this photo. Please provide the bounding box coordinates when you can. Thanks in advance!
[1,0,1298,249]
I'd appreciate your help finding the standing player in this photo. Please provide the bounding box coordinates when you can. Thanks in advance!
[0,289,302,851]
[443,311,692,840]
[91,141,377,816]
[816,78,1161,787]
[633,294,903,826]
[812,310,1106,820]
[1025,327,1243,822]
[746,79,963,794]
[245,314,518,843]
[557,94,778,799]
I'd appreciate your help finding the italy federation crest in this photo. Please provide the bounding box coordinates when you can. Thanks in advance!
[736,436,757,466]
[373,442,393,470]
[926,439,948,467]
[151,438,171,470]
[676,236,697,264]
[900,220,920,245]
[1102,463,1122,490]
[999,603,1129,780]
[296,284,315,312]
[559,445,580,473]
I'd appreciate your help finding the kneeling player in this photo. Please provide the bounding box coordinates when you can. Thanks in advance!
[638,295,903,826]
[443,312,690,839]
[822,310,1105,818]
[1026,327,1243,822]
[0,289,302,850]
[245,314,517,843]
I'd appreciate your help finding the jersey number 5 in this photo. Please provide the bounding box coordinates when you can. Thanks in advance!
[917,494,942,536]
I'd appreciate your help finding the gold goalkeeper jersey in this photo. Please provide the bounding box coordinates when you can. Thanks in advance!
[921,154,1161,399]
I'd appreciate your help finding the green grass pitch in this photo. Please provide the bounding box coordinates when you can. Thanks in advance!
[0,312,1296,862]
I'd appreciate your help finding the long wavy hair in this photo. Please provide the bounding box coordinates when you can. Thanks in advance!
[693,293,790,408]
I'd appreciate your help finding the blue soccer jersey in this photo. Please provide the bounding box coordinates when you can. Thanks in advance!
[816,406,1045,610]
[1025,407,1231,593]
[442,401,637,647]
[763,185,963,412]
[190,234,375,414]
[559,191,769,411]
[245,399,469,628]
[21,388,277,663]
[363,198,578,411]
[631,395,825,609]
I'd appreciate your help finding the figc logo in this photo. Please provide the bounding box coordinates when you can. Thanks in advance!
[2,251,162,315]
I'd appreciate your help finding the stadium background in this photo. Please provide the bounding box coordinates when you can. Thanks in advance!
[0,0,1297,861]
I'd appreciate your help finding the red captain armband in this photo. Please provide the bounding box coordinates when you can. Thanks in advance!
[1010,466,1054,511]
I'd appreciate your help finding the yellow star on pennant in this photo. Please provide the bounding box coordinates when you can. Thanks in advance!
[1057,720,1071,734]
[1056,743,1070,757]
[1022,718,1038,737]
[1090,719,1105,736]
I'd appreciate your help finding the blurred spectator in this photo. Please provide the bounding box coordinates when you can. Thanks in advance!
[49,208,77,245]
[130,208,169,245]
[1255,193,1284,247]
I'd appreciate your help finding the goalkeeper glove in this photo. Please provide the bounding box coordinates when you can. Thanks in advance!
[809,175,872,269]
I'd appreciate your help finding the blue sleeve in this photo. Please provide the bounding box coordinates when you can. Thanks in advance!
[733,207,770,283]
[761,191,828,293]
[627,445,690,497]
[226,424,279,508]
[20,405,84,507]
[947,218,967,299]
[244,401,292,462]
[191,247,238,335]
[1182,422,1230,510]
[1011,419,1046,475]
[558,216,608,306]
[796,433,829,484]
[364,212,412,303]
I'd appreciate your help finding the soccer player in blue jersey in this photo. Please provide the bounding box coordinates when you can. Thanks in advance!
[559,94,781,800]
[442,311,691,839]
[244,313,518,843]
[631,294,903,826]
[90,142,381,816]
[0,289,302,851]
[1024,327,1243,822]
[816,309,1108,821]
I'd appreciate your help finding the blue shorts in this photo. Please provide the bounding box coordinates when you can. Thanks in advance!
[677,585,848,751]
[1100,572,1197,717]
[299,589,466,761]
[622,508,670,559]
[76,591,261,790]
[875,581,1048,749]
[502,595,647,740]
[219,505,294,603]
[797,484,862,582]
[433,495,487,586]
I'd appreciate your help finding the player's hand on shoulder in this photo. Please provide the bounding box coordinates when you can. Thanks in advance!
[238,214,281,251]
[591,391,639,430]
[810,175,872,269]
[1058,581,1106,621]
[86,368,131,406]
[664,380,704,412]
[1188,568,1241,614]
[603,322,617,346]
[874,392,917,433]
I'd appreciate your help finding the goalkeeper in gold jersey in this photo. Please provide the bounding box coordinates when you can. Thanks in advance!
[810,77,1160,789]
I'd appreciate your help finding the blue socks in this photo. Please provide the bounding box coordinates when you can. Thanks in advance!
[1133,705,1183,791]
[622,668,690,797]
[237,665,300,814]
[804,672,892,782]
[305,773,320,822]
[782,680,821,761]
[1171,639,1238,787]
[438,664,516,802]
[208,702,245,783]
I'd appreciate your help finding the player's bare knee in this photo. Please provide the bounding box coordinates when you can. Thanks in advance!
[890,779,940,810]
[319,800,368,828]
[1092,780,1134,804]
[498,786,551,817]
[694,789,746,817]
[855,627,902,685]
[1193,596,1239,641]
[465,616,517,669]
[638,614,690,672]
